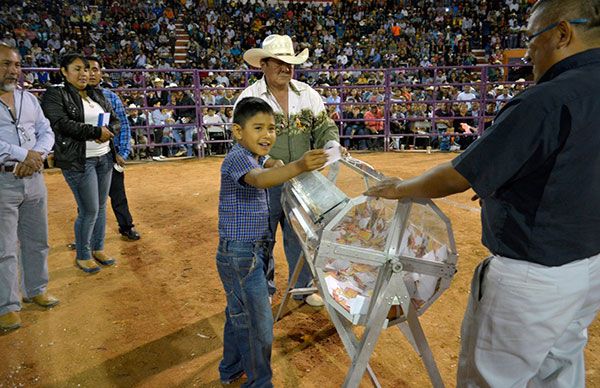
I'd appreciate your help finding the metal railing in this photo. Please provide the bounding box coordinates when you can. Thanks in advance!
[23,64,532,157]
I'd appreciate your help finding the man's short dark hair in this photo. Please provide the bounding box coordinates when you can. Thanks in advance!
[532,0,600,40]
[86,56,103,68]
[233,97,274,127]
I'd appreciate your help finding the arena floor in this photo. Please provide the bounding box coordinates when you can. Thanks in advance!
[1,152,597,387]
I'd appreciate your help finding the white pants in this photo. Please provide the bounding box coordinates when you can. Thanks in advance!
[457,254,600,388]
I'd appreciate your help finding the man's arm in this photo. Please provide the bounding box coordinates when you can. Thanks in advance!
[364,162,471,199]
[104,89,131,159]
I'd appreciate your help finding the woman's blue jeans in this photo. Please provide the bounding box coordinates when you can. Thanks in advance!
[62,154,113,260]
[216,239,274,388]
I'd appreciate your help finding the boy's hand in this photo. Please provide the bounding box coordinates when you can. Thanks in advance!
[299,149,327,171]
[264,158,284,169]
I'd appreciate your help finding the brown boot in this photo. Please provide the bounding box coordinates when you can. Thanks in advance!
[23,292,60,308]
[0,311,21,331]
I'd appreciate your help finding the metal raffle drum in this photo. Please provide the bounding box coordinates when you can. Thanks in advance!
[281,157,457,388]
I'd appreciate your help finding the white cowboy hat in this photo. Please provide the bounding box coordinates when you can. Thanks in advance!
[243,34,309,68]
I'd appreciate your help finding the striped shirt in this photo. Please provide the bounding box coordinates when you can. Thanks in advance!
[218,143,270,242]
[101,88,131,159]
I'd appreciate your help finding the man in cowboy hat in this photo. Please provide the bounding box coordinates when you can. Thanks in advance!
[235,34,340,307]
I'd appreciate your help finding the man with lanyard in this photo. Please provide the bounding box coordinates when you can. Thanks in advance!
[0,43,57,331]
[236,35,341,307]
[366,1,600,386]
[87,57,141,241]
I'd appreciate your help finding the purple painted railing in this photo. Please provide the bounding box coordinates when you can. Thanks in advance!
[22,64,532,157]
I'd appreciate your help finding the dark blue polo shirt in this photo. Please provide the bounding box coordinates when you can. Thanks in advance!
[218,143,271,242]
[452,48,600,266]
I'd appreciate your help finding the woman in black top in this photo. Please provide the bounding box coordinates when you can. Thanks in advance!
[41,53,120,274]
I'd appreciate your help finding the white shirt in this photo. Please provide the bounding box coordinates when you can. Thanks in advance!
[234,77,327,119]
[83,98,110,158]
[204,113,224,133]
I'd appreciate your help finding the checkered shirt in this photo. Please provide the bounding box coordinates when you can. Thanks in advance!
[102,88,131,159]
[218,143,271,242]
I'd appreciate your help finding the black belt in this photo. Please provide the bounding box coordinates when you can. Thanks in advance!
[0,165,15,173]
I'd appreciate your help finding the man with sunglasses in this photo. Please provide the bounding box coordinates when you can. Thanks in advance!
[365,0,600,386]
[0,43,57,331]
[236,35,341,307]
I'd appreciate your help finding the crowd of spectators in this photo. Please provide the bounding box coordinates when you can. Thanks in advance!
[1,0,534,155]
[184,0,533,72]
[1,0,533,86]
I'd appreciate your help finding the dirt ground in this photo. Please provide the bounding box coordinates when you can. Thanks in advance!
[0,152,597,388]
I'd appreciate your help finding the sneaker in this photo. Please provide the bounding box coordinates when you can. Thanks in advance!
[174,149,186,157]
[305,293,324,307]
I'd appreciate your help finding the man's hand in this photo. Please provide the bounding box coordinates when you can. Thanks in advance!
[115,154,126,167]
[97,126,114,143]
[14,162,37,178]
[364,177,404,199]
[21,150,44,171]
[299,149,327,171]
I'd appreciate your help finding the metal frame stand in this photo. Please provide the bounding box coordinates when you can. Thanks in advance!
[327,263,444,388]
[274,252,318,322]
[276,255,444,387]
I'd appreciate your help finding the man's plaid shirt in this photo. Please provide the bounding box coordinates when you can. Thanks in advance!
[102,88,131,159]
[218,143,271,242]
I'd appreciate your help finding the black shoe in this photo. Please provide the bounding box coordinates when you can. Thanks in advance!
[67,242,76,250]
[120,228,141,241]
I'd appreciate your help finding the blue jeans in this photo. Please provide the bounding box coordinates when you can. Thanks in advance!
[0,172,49,315]
[267,185,312,296]
[173,126,195,156]
[62,154,113,260]
[343,125,367,150]
[216,239,274,388]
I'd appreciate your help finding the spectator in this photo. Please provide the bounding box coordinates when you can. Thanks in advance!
[0,43,58,332]
[204,106,226,154]
[41,53,119,274]
[342,105,367,151]
[171,84,196,157]
[452,103,476,150]
[127,104,148,158]
[364,105,384,150]
[87,57,141,242]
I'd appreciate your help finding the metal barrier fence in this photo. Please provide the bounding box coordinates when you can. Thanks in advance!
[23,64,532,158]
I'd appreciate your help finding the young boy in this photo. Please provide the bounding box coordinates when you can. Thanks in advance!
[216,97,327,387]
